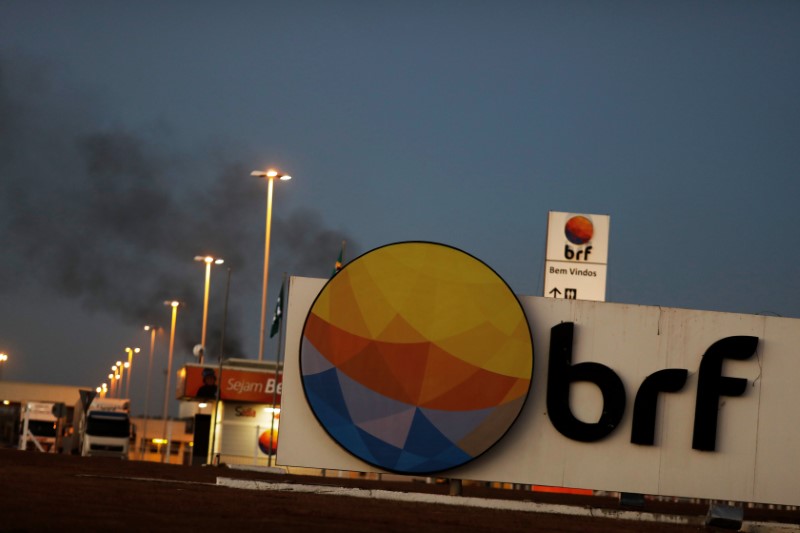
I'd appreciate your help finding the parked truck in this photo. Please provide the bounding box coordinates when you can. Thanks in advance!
[75,397,131,459]
[18,402,58,452]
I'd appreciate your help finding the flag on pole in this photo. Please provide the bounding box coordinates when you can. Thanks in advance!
[331,240,346,277]
[269,281,284,338]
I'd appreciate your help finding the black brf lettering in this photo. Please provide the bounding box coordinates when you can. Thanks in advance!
[692,336,758,451]
[564,245,593,261]
[547,322,626,442]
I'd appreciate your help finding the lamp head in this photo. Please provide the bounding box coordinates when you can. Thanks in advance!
[251,169,291,181]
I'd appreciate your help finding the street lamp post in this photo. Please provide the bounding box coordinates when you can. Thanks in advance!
[162,300,181,462]
[116,361,125,398]
[141,325,158,460]
[108,369,116,397]
[251,168,292,361]
[193,255,224,365]
[112,362,122,397]
[0,353,8,380]
[124,347,140,399]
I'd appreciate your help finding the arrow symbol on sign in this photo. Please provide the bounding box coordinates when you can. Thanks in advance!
[549,288,561,298]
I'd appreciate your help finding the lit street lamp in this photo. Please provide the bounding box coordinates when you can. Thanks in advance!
[0,353,8,380]
[124,347,140,399]
[251,168,292,361]
[162,300,181,462]
[193,255,224,364]
[141,324,158,460]
[116,360,124,398]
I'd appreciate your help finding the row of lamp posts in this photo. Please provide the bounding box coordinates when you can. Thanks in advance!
[95,168,291,462]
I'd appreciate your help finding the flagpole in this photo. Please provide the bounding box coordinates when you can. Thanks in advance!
[268,273,286,466]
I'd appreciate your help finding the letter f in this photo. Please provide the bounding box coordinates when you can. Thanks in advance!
[692,336,758,451]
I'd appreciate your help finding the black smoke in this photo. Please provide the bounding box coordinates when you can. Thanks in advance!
[0,54,358,359]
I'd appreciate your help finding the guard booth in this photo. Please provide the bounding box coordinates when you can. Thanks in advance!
[176,359,282,466]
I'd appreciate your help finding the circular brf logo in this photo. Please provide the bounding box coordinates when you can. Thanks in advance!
[300,242,533,474]
[564,215,594,245]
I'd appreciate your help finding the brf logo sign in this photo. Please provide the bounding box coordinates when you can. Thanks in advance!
[544,212,610,302]
[299,242,533,475]
[281,274,797,506]
[563,215,594,261]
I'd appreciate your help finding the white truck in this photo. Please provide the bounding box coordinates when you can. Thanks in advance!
[76,397,131,459]
[18,402,58,452]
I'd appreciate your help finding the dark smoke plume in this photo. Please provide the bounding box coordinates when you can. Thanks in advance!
[0,54,358,359]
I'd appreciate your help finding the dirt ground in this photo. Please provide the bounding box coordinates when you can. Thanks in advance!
[0,448,797,532]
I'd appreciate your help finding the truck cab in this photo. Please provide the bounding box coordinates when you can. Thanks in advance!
[19,402,58,452]
[78,398,131,459]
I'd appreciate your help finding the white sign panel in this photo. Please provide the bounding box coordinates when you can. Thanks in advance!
[279,277,800,506]
[544,212,609,302]
[543,262,607,302]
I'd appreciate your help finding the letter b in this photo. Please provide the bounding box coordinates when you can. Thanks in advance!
[547,322,626,442]
[564,245,574,259]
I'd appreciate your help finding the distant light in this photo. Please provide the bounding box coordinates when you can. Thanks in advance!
[124,362,130,368]
[96,387,102,393]
[134,348,140,354]
[2,400,10,405]
[198,402,208,409]
[116,361,123,367]
[152,438,168,445]
[144,325,151,331]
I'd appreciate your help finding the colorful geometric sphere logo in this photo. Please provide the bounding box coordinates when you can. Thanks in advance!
[564,215,594,245]
[300,242,533,474]
[257,428,278,455]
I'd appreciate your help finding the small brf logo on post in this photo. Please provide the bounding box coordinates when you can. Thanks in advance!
[564,215,594,261]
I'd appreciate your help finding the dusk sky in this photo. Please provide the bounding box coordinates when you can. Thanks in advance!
[1,1,799,416]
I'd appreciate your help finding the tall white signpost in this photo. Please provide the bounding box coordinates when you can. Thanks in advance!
[543,211,610,302]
